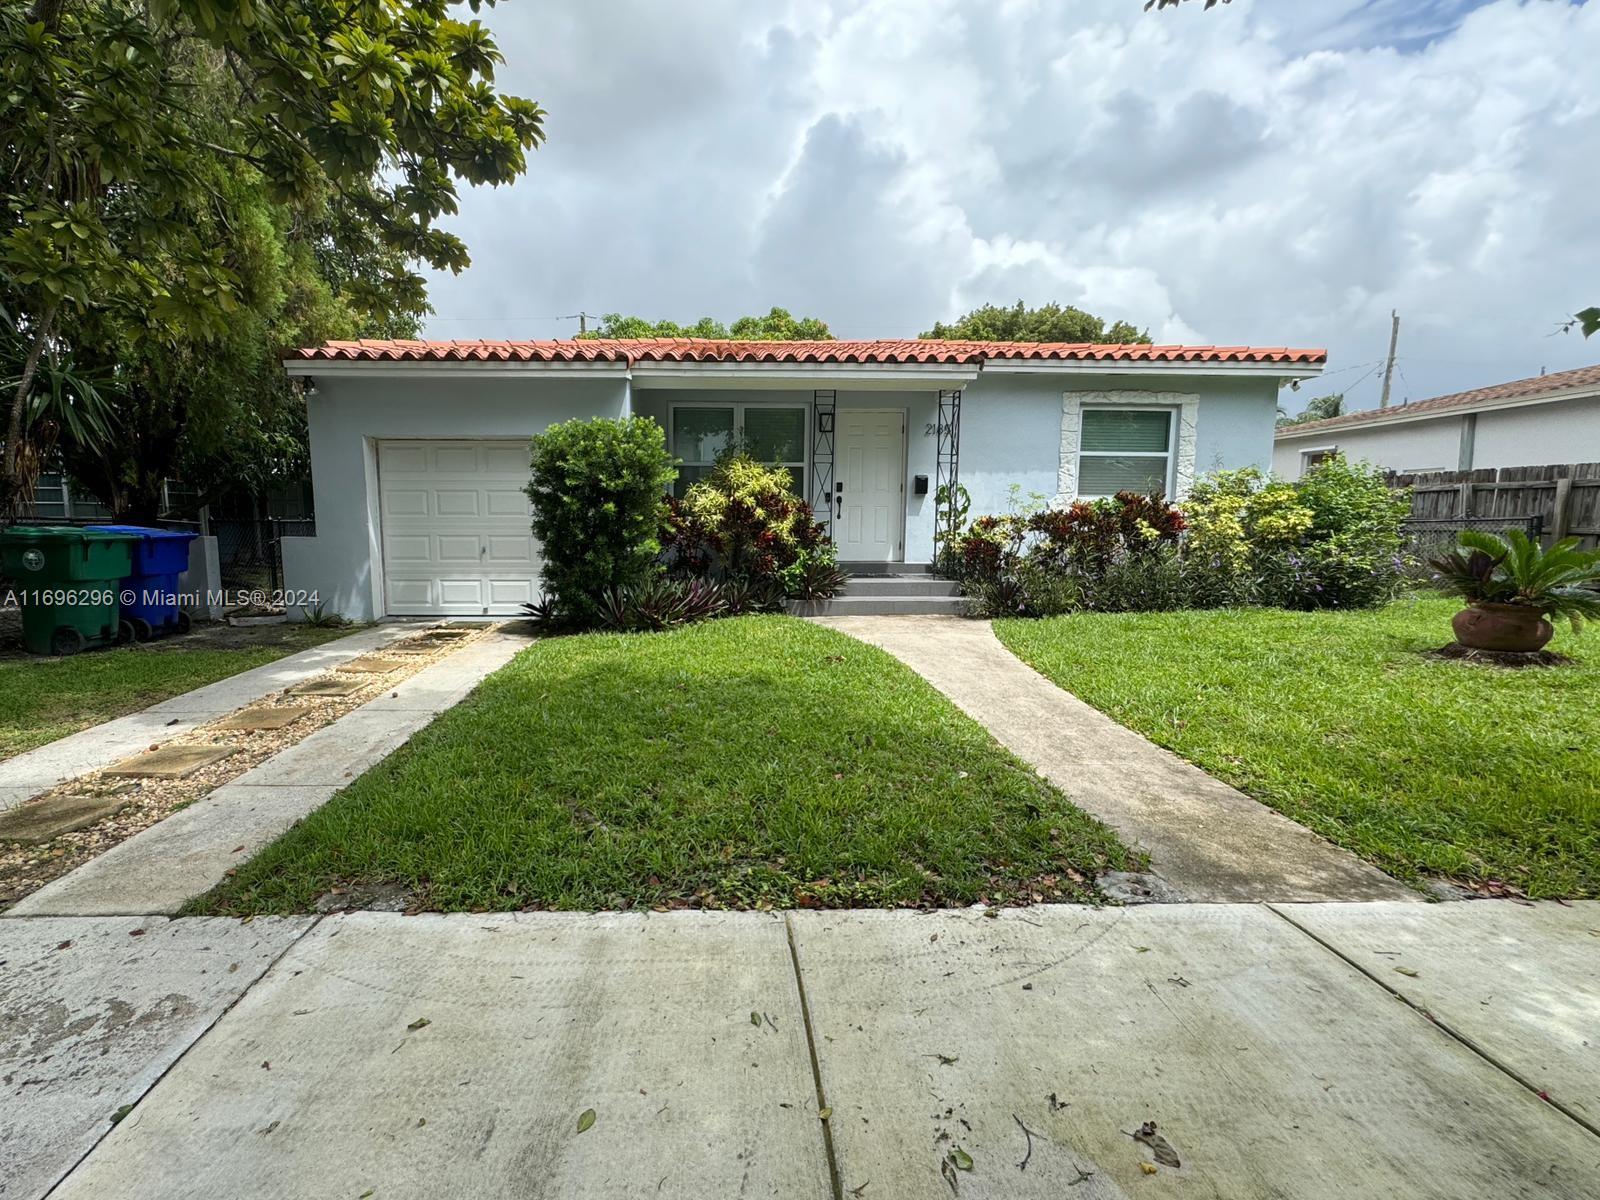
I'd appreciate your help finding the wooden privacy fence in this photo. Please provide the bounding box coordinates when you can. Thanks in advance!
[1387,463,1600,551]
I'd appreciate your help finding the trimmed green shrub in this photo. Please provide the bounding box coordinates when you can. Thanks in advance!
[525,416,677,627]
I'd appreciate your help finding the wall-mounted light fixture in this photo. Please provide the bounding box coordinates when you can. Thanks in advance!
[302,377,319,397]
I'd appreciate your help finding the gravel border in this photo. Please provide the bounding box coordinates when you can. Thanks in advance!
[0,625,494,907]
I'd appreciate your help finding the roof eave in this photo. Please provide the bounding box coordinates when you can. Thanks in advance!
[281,358,632,378]
[984,358,1324,379]
[630,360,980,389]
[1274,382,1600,440]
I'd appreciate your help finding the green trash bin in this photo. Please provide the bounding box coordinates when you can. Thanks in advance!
[0,526,140,655]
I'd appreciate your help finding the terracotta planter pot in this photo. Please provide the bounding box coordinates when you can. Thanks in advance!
[1452,602,1554,653]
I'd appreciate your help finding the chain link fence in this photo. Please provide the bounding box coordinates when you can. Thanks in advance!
[207,517,317,594]
[1399,513,1544,574]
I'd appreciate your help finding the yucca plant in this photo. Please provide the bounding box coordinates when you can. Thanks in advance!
[1431,529,1600,648]
[596,577,730,633]
[520,594,563,632]
[788,556,850,603]
[719,578,787,616]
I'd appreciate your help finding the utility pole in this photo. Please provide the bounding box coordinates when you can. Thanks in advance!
[561,312,597,335]
[1378,310,1401,409]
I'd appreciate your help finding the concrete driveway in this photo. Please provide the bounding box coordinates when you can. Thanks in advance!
[5,902,1597,1199]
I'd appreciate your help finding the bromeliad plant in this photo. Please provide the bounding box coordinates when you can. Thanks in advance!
[1431,529,1600,652]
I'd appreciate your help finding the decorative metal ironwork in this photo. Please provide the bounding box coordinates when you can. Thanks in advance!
[812,389,837,536]
[934,388,962,564]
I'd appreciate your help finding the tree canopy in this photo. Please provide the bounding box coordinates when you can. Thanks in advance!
[1277,393,1346,427]
[576,307,834,341]
[920,301,1151,344]
[1,0,544,516]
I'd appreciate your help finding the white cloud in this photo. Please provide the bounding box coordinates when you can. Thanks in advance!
[422,0,1600,410]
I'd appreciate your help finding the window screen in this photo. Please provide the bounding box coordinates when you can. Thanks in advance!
[1078,409,1173,497]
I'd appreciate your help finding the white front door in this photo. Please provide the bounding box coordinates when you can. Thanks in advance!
[377,440,539,616]
[836,410,905,562]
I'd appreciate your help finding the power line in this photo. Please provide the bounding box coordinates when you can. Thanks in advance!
[426,315,576,322]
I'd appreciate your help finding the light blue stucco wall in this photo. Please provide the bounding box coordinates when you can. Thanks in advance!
[958,370,1281,519]
[956,374,1066,522]
[288,368,1284,617]
[284,374,629,620]
[1181,377,1282,478]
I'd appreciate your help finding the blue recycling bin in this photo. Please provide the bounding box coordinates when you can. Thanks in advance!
[87,525,200,640]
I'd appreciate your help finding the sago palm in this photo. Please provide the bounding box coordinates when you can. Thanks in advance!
[1433,529,1600,633]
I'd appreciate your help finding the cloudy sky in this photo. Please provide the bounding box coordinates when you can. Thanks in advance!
[422,0,1599,415]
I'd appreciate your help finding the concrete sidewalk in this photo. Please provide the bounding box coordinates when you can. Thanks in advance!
[0,623,421,813]
[817,614,1415,904]
[5,902,1596,1199]
[6,630,530,917]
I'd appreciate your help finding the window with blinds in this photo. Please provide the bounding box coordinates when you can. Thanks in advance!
[1077,408,1174,497]
[670,404,807,499]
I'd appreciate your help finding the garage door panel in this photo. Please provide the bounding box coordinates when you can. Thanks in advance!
[378,440,543,616]
[432,446,480,472]
[382,445,429,474]
[435,535,482,563]
[488,578,535,605]
[382,488,430,517]
[434,490,481,517]
[483,444,528,473]
[386,535,432,562]
[386,579,434,609]
[437,578,486,606]
[485,488,531,517]
[485,535,535,564]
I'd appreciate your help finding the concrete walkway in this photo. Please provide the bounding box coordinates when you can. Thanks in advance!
[5,629,530,918]
[0,623,424,813]
[817,614,1415,903]
[5,902,1596,1199]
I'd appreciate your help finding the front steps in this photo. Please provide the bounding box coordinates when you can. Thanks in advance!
[793,569,968,617]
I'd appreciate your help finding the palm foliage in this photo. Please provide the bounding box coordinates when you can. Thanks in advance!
[0,302,115,515]
[1431,529,1600,632]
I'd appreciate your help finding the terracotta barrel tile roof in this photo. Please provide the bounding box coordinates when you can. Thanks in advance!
[1279,362,1600,437]
[288,338,1327,367]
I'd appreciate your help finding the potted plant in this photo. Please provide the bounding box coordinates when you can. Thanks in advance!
[1430,529,1600,652]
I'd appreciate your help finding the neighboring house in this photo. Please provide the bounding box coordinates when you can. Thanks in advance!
[280,339,1325,619]
[1273,363,1600,480]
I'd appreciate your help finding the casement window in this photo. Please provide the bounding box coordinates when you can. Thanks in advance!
[1077,407,1176,498]
[31,473,68,519]
[670,404,807,499]
[29,473,112,520]
[1300,447,1336,472]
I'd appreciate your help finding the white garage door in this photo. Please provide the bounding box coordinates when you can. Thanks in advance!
[377,440,539,616]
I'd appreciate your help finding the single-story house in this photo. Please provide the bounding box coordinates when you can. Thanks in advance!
[281,338,1325,619]
[1273,363,1600,480]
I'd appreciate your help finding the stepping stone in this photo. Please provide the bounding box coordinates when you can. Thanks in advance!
[0,793,133,844]
[335,655,408,675]
[213,704,315,732]
[382,641,436,655]
[418,628,472,640]
[287,676,367,697]
[106,744,237,780]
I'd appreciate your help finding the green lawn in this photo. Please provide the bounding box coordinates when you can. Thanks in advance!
[0,625,355,761]
[994,596,1599,899]
[192,616,1134,915]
